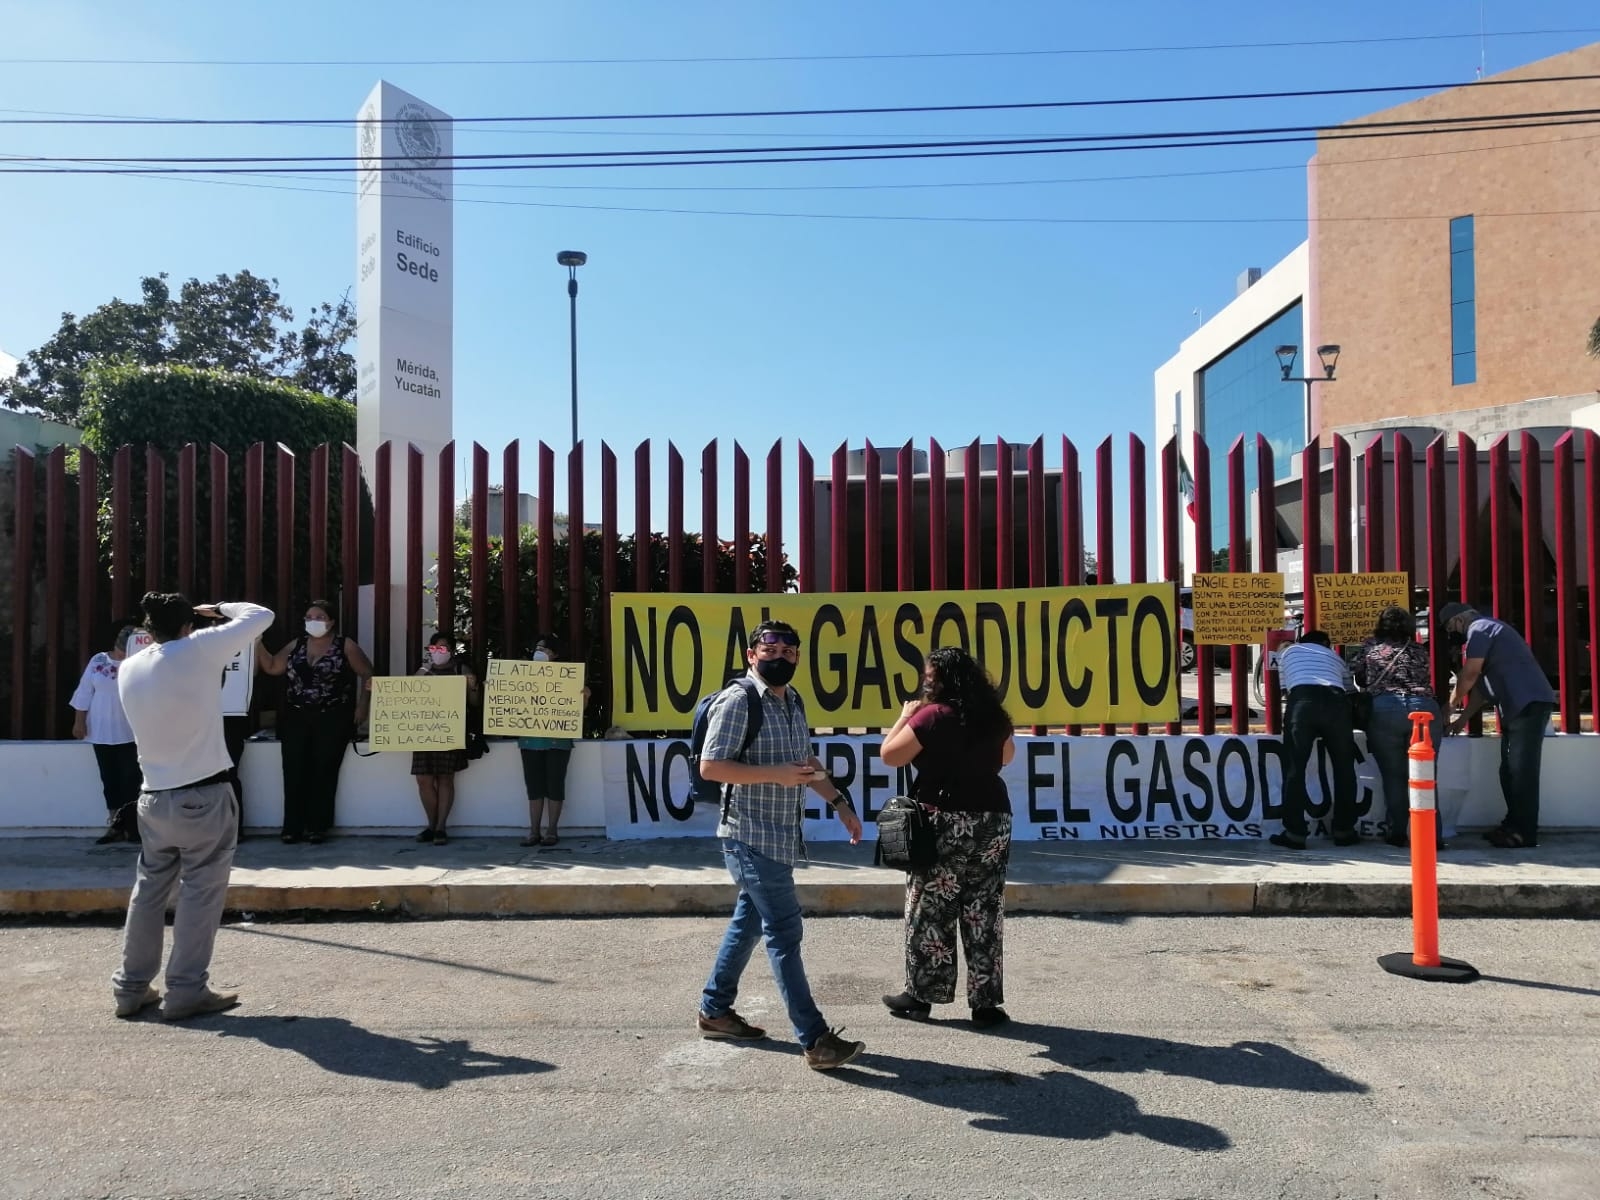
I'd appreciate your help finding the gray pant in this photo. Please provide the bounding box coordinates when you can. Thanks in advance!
[111,781,238,1006]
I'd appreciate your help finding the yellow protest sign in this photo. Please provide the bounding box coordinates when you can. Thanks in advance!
[609,585,1179,731]
[484,658,587,738]
[368,675,467,750]
[1191,573,1285,645]
[1314,572,1411,644]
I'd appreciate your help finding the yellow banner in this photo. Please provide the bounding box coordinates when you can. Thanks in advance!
[1191,572,1286,645]
[484,658,587,738]
[369,675,467,751]
[1314,572,1410,644]
[609,586,1179,730]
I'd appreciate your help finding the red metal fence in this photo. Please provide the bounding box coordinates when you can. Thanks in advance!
[4,429,1594,740]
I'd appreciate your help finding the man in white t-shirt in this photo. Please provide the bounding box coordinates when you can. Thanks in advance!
[111,592,274,1021]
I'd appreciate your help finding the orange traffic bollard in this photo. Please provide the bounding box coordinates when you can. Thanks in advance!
[1379,711,1478,983]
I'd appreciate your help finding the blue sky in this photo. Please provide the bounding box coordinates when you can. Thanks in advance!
[2,1,1597,566]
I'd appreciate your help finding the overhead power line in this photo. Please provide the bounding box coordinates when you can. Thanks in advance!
[29,155,1600,228]
[6,106,1596,172]
[1,27,1597,67]
[2,73,1597,128]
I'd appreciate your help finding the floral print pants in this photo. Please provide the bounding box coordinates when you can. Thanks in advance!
[903,809,1012,1009]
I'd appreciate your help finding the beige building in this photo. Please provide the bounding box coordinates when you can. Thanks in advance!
[1310,42,1600,434]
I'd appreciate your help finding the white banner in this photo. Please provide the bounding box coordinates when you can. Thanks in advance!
[220,644,255,717]
[602,734,1392,842]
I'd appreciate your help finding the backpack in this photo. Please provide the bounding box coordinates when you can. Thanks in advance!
[688,677,806,811]
[875,792,939,871]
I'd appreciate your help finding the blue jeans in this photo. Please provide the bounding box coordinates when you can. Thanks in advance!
[701,840,827,1049]
[1368,694,1444,832]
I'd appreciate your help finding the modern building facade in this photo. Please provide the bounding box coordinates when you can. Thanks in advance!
[1309,42,1600,433]
[1152,243,1309,580]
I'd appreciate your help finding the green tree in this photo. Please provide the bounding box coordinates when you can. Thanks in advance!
[0,271,357,423]
[1588,315,1600,360]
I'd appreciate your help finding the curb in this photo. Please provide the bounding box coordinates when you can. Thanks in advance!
[7,879,1600,919]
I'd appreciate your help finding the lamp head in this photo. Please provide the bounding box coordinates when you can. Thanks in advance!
[1274,344,1298,380]
[557,250,587,268]
[1316,344,1341,378]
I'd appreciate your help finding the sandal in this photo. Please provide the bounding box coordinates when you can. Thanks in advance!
[432,830,449,846]
[1484,828,1534,848]
[541,833,560,847]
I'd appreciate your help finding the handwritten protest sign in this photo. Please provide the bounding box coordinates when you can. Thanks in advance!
[484,658,586,738]
[1314,572,1410,644]
[369,675,467,750]
[1190,573,1285,644]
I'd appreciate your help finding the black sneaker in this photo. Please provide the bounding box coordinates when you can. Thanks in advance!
[415,828,435,843]
[95,829,124,845]
[1269,832,1307,851]
[1332,829,1362,847]
[281,832,303,845]
[882,991,932,1021]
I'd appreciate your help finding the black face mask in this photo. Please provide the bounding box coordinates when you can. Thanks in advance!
[755,657,796,687]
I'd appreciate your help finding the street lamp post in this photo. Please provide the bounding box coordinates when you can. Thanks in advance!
[1275,343,1341,442]
[557,250,587,449]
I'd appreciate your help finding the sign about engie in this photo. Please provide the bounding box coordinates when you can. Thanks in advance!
[484,658,586,738]
[609,586,1179,730]
[369,675,466,750]
[601,733,1386,841]
[1191,573,1285,645]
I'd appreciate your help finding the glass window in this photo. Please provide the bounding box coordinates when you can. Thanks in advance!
[1196,301,1304,552]
[1449,216,1476,385]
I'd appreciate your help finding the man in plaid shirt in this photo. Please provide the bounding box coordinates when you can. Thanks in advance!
[696,619,867,1070]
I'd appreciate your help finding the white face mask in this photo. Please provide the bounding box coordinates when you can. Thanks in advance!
[532,650,551,662]
[428,647,451,666]
[305,620,331,638]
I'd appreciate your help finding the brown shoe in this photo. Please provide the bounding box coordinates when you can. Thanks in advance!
[161,988,240,1022]
[697,1009,766,1041]
[114,986,160,1019]
[804,1028,864,1070]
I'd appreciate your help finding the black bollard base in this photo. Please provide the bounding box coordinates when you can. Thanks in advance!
[1377,952,1479,983]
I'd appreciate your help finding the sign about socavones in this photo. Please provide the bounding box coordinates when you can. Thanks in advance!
[1190,573,1285,645]
[369,675,467,750]
[1314,572,1410,644]
[484,658,586,738]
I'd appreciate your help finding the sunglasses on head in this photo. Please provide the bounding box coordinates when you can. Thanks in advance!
[754,631,800,648]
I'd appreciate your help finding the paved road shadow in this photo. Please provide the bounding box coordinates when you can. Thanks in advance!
[209,1015,555,1090]
[987,1024,1369,1093]
[832,1045,1230,1147]
[829,1022,1366,1145]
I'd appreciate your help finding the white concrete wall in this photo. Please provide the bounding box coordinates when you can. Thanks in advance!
[0,740,608,836]
[2,733,1595,836]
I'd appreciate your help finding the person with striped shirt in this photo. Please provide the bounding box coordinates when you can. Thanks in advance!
[1270,629,1359,851]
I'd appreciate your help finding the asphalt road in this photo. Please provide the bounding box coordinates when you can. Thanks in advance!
[3,915,1597,1200]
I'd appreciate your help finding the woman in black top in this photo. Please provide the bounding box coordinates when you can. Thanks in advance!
[878,646,1016,1029]
[257,600,373,844]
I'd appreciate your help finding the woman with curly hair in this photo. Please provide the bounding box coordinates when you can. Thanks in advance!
[877,646,1016,1029]
[1357,605,1444,849]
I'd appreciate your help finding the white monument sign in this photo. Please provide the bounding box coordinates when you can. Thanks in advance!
[355,81,454,671]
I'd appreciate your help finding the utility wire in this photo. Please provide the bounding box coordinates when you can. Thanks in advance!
[7,114,1597,176]
[29,154,1599,228]
[1,27,1596,67]
[6,106,1596,169]
[2,74,1597,128]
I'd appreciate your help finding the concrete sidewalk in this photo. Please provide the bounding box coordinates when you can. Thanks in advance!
[2,830,1598,918]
